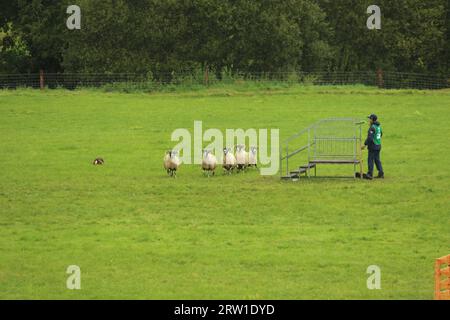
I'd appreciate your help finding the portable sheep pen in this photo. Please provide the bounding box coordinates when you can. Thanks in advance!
[281,118,364,180]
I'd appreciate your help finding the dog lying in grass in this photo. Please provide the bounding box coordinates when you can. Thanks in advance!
[93,158,104,165]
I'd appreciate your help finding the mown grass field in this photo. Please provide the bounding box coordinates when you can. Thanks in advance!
[0,85,449,299]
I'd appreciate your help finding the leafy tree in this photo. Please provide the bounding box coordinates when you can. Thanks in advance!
[0,26,31,73]
[317,0,449,74]
[0,0,448,77]
[5,0,69,72]
[62,0,333,76]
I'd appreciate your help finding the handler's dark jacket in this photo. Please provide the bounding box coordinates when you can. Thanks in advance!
[364,121,382,151]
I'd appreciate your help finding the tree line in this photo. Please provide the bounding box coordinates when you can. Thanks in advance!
[0,0,449,78]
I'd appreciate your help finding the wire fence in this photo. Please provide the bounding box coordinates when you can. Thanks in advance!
[0,71,448,90]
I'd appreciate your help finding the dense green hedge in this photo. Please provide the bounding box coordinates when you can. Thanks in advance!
[1,0,449,77]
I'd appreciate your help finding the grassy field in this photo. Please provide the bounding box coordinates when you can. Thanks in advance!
[0,85,449,299]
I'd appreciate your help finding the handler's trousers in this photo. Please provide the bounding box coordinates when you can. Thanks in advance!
[368,149,383,177]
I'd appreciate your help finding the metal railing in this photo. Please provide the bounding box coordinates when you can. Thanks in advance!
[280,124,315,177]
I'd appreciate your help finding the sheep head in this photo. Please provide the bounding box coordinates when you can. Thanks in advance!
[203,149,211,157]
[236,145,245,152]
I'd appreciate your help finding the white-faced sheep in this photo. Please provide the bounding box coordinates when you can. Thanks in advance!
[163,150,181,177]
[248,146,258,168]
[235,144,248,171]
[222,148,236,174]
[202,150,217,176]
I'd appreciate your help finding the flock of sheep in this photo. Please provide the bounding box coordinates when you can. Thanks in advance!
[163,145,258,177]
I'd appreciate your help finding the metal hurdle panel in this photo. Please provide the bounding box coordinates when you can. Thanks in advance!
[435,255,450,300]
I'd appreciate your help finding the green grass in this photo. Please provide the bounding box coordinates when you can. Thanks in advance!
[0,85,449,299]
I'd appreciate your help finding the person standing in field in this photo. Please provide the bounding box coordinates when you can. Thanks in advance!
[361,114,384,180]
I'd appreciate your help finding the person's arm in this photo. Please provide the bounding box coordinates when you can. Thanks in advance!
[364,126,375,146]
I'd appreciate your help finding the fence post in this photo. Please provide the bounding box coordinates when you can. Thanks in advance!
[376,68,383,88]
[39,69,45,90]
[204,65,209,87]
